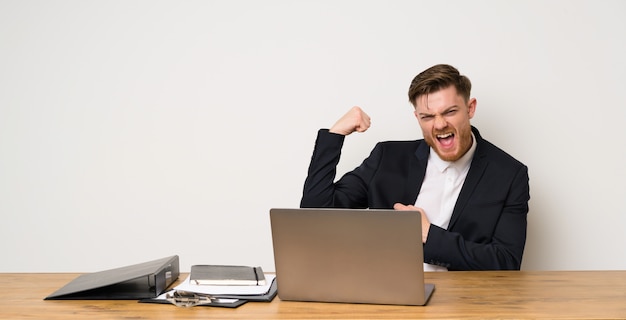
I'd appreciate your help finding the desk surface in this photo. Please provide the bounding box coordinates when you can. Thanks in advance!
[1,271,625,319]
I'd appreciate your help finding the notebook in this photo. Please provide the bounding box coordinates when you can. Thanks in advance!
[269,208,435,306]
[190,265,266,286]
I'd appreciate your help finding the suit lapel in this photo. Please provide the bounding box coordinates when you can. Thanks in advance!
[405,141,429,204]
[448,128,488,229]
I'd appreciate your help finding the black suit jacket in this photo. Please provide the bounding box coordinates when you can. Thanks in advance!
[300,127,530,270]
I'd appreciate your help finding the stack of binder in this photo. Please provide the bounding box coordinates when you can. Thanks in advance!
[141,265,277,308]
[44,256,276,308]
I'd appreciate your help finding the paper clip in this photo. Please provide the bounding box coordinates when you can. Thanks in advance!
[165,290,215,307]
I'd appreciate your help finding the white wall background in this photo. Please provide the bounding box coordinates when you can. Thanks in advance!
[1,0,625,272]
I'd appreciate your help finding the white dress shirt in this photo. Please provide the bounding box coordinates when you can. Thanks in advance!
[416,134,476,271]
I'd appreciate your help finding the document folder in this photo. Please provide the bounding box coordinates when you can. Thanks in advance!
[139,276,278,308]
[44,255,180,300]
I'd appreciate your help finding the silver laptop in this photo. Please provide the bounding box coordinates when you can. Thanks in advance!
[269,208,435,306]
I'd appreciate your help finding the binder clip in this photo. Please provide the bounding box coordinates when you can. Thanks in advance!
[165,290,215,307]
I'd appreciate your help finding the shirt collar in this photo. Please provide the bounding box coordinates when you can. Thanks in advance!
[429,133,477,173]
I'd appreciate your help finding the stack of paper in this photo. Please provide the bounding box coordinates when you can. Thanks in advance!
[141,274,277,308]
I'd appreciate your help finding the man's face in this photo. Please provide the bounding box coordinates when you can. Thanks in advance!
[414,86,476,162]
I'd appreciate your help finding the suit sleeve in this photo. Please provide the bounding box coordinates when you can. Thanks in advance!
[300,129,372,208]
[423,164,530,270]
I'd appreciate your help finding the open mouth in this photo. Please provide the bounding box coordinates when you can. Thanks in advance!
[436,132,455,148]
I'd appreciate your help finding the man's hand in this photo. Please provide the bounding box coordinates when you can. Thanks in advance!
[393,203,431,244]
[329,106,371,136]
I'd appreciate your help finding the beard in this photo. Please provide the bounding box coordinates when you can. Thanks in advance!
[424,128,473,162]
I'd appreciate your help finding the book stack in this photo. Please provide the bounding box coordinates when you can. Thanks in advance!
[141,265,277,308]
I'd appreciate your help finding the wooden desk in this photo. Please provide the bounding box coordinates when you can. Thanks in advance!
[1,271,625,319]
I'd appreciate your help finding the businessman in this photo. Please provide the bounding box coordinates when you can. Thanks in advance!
[300,64,530,271]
